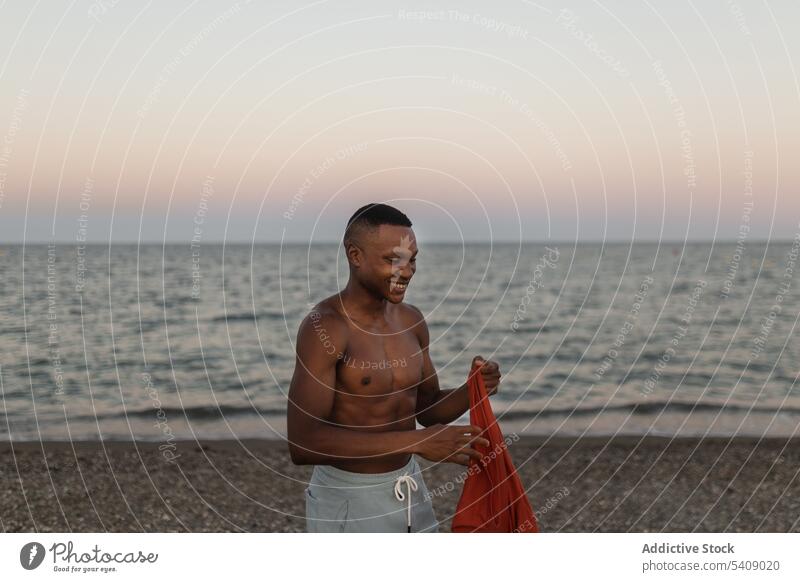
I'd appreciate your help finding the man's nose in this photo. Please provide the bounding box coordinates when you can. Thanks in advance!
[394,260,414,278]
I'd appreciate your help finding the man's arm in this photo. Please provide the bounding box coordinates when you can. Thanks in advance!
[286,310,425,465]
[412,308,471,427]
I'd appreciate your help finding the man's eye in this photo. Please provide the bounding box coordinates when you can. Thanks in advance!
[387,256,415,264]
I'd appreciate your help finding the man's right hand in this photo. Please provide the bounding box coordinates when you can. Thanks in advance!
[414,424,490,466]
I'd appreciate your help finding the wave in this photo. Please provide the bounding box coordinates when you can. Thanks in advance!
[494,400,800,421]
[209,311,285,322]
[100,404,286,421]
[76,400,800,423]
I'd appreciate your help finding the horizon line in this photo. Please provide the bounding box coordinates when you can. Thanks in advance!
[1,238,796,245]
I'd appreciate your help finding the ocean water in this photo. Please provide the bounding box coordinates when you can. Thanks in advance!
[1,241,798,441]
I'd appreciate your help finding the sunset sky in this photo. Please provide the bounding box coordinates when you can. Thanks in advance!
[0,0,798,242]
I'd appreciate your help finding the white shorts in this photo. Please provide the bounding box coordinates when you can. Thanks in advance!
[305,455,440,533]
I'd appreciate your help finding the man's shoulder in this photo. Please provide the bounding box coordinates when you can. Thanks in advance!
[396,302,428,340]
[298,296,349,336]
[397,302,425,323]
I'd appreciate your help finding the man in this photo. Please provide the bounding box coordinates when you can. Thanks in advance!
[287,202,502,532]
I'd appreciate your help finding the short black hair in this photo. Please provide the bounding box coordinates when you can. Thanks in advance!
[343,203,412,244]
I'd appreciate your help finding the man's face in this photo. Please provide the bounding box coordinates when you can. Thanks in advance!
[351,224,418,304]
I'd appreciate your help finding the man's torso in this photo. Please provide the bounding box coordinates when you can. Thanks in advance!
[316,295,425,473]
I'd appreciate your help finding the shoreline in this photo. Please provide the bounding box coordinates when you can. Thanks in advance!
[5,433,800,448]
[2,436,798,532]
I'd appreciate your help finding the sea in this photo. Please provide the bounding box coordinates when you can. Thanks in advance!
[1,241,799,442]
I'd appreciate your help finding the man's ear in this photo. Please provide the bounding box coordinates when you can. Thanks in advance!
[345,241,362,268]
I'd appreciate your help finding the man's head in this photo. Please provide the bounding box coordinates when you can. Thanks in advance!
[343,203,417,304]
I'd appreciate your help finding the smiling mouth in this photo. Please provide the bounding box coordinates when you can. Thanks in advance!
[389,279,409,293]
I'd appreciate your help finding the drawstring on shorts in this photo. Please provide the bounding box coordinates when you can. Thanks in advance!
[393,472,418,532]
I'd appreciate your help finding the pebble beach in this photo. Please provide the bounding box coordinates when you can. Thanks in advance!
[2,435,798,533]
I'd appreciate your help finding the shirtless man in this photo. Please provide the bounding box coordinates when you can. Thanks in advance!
[287,203,502,532]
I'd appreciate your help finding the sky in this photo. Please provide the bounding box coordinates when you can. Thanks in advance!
[0,0,798,243]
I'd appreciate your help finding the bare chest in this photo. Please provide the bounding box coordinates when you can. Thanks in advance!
[336,328,423,397]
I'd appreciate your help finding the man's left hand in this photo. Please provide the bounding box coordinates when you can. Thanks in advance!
[473,356,501,396]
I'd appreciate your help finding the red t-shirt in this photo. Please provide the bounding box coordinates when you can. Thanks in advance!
[451,363,539,533]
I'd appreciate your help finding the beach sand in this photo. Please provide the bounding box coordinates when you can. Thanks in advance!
[1,436,798,532]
